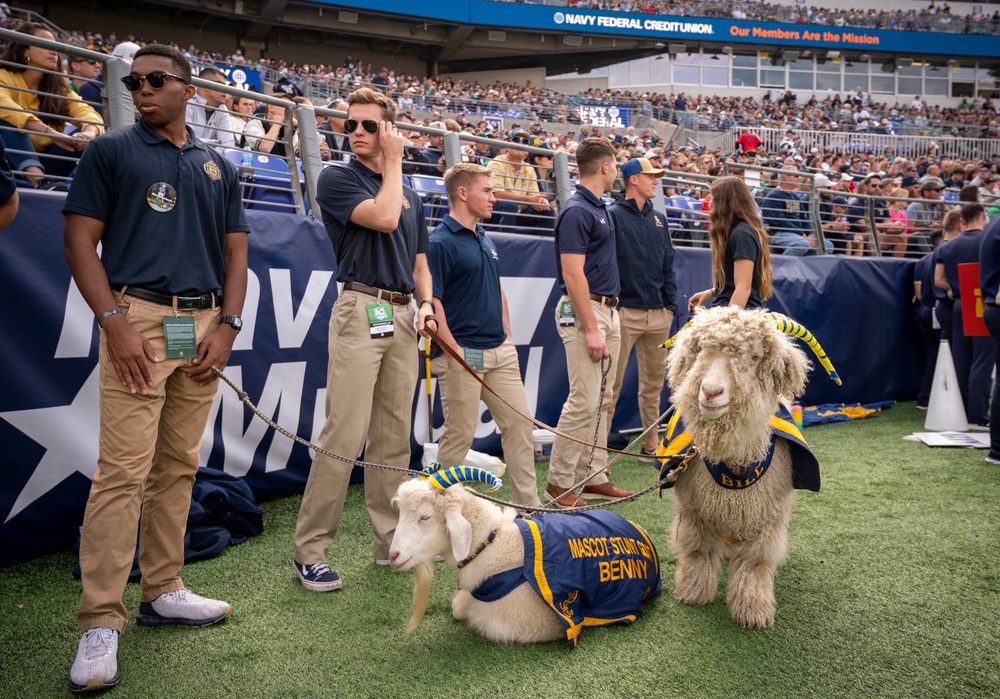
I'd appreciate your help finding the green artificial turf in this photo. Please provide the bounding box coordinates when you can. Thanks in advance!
[2,402,998,698]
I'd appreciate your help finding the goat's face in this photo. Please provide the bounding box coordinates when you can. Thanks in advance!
[389,479,450,571]
[668,307,810,429]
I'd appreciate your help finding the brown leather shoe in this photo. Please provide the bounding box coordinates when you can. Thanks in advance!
[581,482,635,500]
[545,483,588,509]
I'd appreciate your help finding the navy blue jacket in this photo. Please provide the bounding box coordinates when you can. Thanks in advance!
[761,188,809,237]
[608,195,677,311]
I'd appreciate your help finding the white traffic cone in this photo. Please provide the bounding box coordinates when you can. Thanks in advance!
[924,340,969,432]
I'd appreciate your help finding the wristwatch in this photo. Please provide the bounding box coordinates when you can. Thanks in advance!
[221,315,243,332]
[419,299,436,313]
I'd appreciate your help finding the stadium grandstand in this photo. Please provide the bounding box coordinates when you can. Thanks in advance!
[0,0,997,258]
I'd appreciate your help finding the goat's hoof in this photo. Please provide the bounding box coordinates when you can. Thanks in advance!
[675,590,715,607]
[674,569,717,606]
[733,607,775,630]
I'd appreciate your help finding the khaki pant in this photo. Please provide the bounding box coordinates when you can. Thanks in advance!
[294,291,416,564]
[546,297,620,490]
[78,292,221,633]
[431,338,541,507]
[611,306,674,450]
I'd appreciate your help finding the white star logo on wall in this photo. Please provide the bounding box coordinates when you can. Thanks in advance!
[1,366,99,523]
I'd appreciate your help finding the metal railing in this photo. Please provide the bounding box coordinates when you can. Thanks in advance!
[718,126,997,161]
[0,27,961,259]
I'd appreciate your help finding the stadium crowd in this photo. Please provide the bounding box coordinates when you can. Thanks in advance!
[2,15,999,258]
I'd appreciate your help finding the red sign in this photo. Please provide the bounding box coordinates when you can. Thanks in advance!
[958,262,988,336]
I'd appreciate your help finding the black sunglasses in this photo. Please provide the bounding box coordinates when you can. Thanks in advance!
[120,70,189,92]
[509,137,529,145]
[344,119,378,134]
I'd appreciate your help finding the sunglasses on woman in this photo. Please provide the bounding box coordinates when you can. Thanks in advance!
[344,119,379,134]
[120,70,189,92]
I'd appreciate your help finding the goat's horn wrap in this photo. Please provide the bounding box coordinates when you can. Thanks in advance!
[419,462,502,492]
[765,312,842,385]
[660,321,691,350]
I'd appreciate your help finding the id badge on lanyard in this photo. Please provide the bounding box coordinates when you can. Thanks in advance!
[367,302,394,338]
[163,315,197,358]
[558,300,575,327]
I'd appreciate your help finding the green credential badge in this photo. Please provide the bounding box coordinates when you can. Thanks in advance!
[367,302,394,338]
[558,300,575,326]
[163,315,197,358]
[464,347,485,372]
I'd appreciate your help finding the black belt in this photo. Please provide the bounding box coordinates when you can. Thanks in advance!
[589,293,619,308]
[343,282,412,306]
[116,286,220,311]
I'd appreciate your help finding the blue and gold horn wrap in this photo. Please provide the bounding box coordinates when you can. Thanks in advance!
[763,312,841,385]
[660,310,842,385]
[419,462,503,492]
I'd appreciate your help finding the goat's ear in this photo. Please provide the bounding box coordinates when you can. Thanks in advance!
[444,501,473,562]
[771,336,810,399]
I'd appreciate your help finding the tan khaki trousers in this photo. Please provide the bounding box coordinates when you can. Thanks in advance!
[78,292,221,633]
[431,338,541,507]
[294,291,415,564]
[611,306,674,450]
[546,297,620,491]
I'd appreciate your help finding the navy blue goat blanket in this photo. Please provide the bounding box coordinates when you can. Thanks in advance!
[511,511,661,648]
[657,405,821,492]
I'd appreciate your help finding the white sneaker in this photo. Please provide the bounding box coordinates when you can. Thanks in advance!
[986,455,1000,465]
[136,589,232,628]
[69,627,119,693]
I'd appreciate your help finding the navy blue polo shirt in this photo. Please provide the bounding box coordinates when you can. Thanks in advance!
[63,118,249,296]
[938,228,986,299]
[316,158,428,293]
[981,215,1000,305]
[428,215,505,350]
[712,221,763,310]
[554,184,619,297]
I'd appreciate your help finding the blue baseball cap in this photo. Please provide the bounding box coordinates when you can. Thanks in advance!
[621,158,665,180]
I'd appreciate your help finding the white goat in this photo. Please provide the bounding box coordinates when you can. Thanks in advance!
[659,306,823,629]
[389,473,661,647]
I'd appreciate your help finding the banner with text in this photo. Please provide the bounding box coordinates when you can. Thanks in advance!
[0,192,920,563]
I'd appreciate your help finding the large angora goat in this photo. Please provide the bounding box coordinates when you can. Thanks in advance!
[388,469,661,647]
[657,306,827,630]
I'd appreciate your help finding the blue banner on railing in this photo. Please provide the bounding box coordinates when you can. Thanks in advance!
[0,192,920,564]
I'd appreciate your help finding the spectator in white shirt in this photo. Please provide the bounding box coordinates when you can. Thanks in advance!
[185,67,237,146]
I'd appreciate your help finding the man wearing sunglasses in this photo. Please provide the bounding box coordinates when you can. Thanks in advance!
[293,87,435,592]
[67,55,102,101]
[63,44,248,693]
[486,130,551,233]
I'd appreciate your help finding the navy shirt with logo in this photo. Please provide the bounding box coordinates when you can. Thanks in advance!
[316,158,428,293]
[712,221,763,310]
[554,184,619,298]
[428,215,505,350]
[62,118,249,296]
